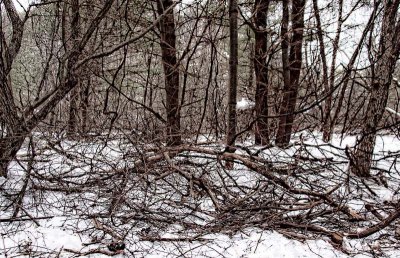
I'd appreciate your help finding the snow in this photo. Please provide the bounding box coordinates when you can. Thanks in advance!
[237,98,255,111]
[3,223,395,258]
[1,132,400,257]
[386,107,400,118]
[12,0,33,12]
[0,225,355,258]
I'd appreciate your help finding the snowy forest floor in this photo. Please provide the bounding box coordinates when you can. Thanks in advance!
[1,131,400,257]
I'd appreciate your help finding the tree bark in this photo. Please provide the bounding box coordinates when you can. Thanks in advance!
[156,0,181,146]
[67,0,81,137]
[226,0,239,168]
[280,0,290,110]
[80,79,90,134]
[350,0,400,177]
[275,0,305,147]
[253,0,270,145]
[0,0,26,177]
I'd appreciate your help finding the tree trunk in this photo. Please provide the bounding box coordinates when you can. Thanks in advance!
[68,85,80,136]
[67,0,81,137]
[0,63,26,177]
[0,133,26,178]
[80,79,90,134]
[276,0,305,147]
[0,62,27,177]
[253,0,270,145]
[0,0,26,177]
[226,0,239,168]
[350,0,400,177]
[320,0,343,142]
[280,0,290,109]
[313,0,335,142]
[156,0,181,146]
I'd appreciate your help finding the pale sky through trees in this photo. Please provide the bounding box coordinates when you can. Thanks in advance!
[12,0,31,11]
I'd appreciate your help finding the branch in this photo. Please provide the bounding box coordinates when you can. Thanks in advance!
[385,107,400,118]
[347,206,400,239]
[75,1,179,69]
[25,0,115,130]
[2,0,24,67]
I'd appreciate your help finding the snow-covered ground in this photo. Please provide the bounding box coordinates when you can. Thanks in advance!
[1,132,400,257]
[0,224,355,258]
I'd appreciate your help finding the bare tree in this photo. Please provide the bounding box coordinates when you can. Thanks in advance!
[66,0,81,137]
[312,0,344,142]
[156,0,181,146]
[0,0,25,177]
[66,0,95,136]
[253,0,270,145]
[275,0,306,147]
[226,0,238,168]
[350,0,400,177]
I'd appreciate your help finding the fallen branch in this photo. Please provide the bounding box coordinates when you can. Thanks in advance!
[347,206,400,239]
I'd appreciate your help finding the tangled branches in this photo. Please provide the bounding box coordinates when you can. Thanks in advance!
[1,133,400,256]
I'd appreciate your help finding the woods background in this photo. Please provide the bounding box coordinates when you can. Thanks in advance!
[1,0,400,256]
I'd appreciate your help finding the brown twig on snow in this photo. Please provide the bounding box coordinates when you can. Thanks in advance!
[347,206,400,239]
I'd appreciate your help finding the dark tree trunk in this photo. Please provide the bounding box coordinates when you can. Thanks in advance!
[247,41,254,91]
[68,85,80,136]
[277,0,290,147]
[67,0,81,137]
[276,0,305,147]
[351,0,400,177]
[226,0,238,169]
[0,64,26,177]
[0,64,27,177]
[156,0,181,146]
[0,0,25,177]
[280,0,290,110]
[253,0,270,145]
[0,134,26,178]
[80,79,90,134]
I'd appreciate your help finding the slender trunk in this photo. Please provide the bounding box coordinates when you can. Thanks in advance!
[276,0,305,147]
[324,0,343,141]
[248,41,254,91]
[157,0,181,146]
[253,0,270,145]
[68,85,80,135]
[196,43,215,142]
[280,0,290,102]
[313,0,338,142]
[80,78,90,133]
[225,0,239,168]
[67,0,81,137]
[351,0,400,177]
